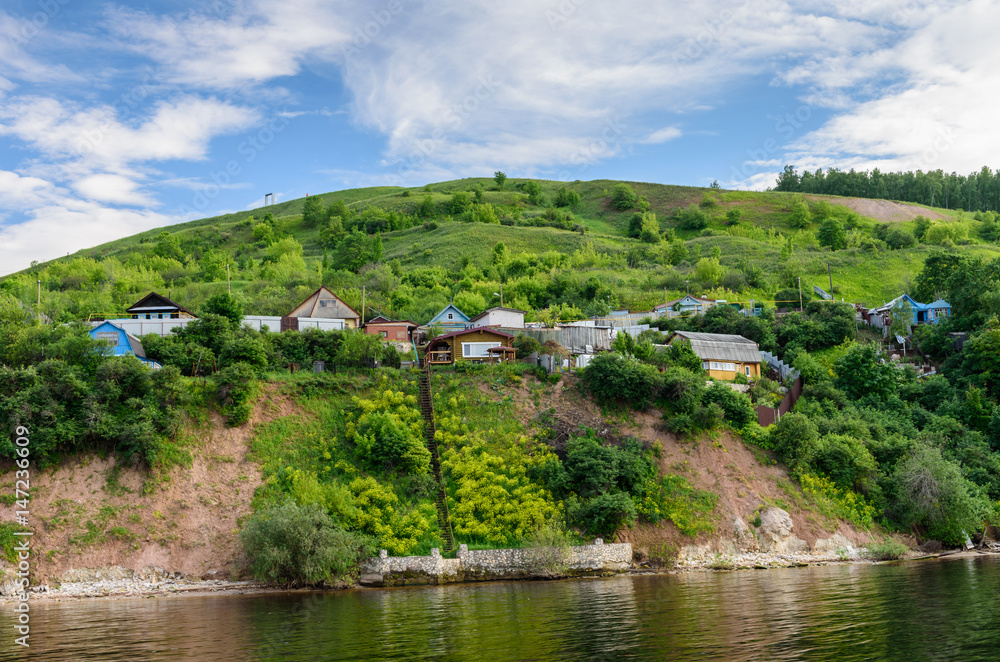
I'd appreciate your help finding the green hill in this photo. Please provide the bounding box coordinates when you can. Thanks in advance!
[1,177,991,323]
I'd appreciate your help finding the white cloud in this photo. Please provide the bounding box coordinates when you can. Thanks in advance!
[643,127,682,144]
[72,174,154,206]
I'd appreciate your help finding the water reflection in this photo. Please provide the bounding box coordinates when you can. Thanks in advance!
[0,557,996,661]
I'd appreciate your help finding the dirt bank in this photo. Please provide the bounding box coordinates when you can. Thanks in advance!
[808,195,948,223]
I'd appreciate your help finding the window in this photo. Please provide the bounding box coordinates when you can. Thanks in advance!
[462,342,501,358]
[94,332,118,346]
[710,361,723,371]
[723,362,735,372]
[447,313,453,320]
[379,331,388,338]
[745,366,751,376]
[319,299,333,307]
[702,362,709,370]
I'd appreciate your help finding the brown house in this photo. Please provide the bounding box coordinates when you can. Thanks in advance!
[424,328,516,365]
[364,316,418,350]
[285,286,360,329]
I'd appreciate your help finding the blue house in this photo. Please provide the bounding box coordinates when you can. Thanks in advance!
[870,294,951,336]
[89,321,161,368]
[424,304,469,332]
[653,295,718,318]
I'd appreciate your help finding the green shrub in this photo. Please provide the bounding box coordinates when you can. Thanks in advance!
[214,362,259,426]
[769,412,819,464]
[610,183,638,210]
[240,501,375,585]
[864,538,910,561]
[802,433,877,492]
[581,352,664,410]
[346,390,429,475]
[572,492,637,536]
[703,383,755,428]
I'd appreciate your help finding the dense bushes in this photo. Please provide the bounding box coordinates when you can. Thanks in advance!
[345,390,429,475]
[581,352,663,410]
[0,329,186,467]
[240,501,375,585]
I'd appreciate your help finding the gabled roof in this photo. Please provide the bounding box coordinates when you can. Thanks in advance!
[430,327,515,342]
[90,321,147,358]
[668,330,761,364]
[366,317,418,328]
[655,295,715,311]
[927,299,951,309]
[288,286,360,319]
[427,303,469,324]
[468,306,527,322]
[126,292,196,317]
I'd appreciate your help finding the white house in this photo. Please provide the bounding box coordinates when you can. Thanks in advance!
[467,306,527,330]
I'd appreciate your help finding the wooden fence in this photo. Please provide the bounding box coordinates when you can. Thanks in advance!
[756,376,804,427]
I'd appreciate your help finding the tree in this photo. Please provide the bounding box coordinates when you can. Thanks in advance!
[694,257,725,285]
[332,231,383,272]
[523,181,545,206]
[611,184,638,211]
[788,200,811,228]
[153,232,184,261]
[319,216,345,248]
[677,204,709,230]
[494,171,507,190]
[449,191,472,214]
[554,187,581,208]
[889,298,914,339]
[417,194,435,218]
[834,343,896,401]
[725,208,743,225]
[202,292,245,329]
[817,218,847,250]
[302,195,325,228]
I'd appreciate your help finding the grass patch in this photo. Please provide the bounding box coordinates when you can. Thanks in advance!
[865,539,910,561]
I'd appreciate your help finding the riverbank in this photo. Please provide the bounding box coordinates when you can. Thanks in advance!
[10,547,998,603]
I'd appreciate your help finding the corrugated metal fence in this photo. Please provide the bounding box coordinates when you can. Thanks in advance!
[756,376,804,426]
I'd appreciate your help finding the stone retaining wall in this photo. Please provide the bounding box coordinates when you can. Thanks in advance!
[359,539,632,587]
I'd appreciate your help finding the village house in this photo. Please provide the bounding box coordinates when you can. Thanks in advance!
[284,286,359,330]
[666,330,761,380]
[89,321,161,368]
[653,295,717,318]
[424,327,516,365]
[126,292,197,320]
[467,306,526,330]
[868,294,951,336]
[364,316,419,352]
[423,303,470,332]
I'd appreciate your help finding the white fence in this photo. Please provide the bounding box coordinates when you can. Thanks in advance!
[92,316,346,337]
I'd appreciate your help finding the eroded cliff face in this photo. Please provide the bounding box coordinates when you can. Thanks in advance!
[0,387,301,587]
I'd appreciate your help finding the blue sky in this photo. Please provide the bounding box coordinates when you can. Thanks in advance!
[0,0,994,274]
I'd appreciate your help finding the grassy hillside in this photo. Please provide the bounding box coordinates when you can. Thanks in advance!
[2,176,993,324]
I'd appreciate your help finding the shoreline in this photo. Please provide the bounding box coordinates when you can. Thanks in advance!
[10,548,997,603]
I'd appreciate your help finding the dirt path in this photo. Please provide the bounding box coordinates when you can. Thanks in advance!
[809,195,948,223]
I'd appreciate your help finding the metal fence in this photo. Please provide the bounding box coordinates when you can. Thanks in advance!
[757,376,804,426]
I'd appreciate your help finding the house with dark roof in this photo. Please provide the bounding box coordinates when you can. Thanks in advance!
[126,292,197,320]
[89,321,161,368]
[667,330,761,380]
[468,306,526,329]
[285,286,360,329]
[424,327,516,365]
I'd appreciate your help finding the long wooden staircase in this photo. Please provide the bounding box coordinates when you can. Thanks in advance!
[417,357,456,554]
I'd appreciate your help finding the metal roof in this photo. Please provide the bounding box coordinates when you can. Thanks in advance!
[669,331,761,363]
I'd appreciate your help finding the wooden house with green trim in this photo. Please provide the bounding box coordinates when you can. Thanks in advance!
[424,328,516,365]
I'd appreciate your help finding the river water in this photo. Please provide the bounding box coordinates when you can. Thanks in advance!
[1,556,998,661]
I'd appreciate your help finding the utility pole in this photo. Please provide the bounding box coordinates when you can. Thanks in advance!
[828,262,833,295]
[226,263,231,294]
[663,288,667,316]
[798,276,803,312]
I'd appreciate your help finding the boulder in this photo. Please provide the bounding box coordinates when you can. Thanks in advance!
[813,533,856,556]
[756,507,808,553]
[733,517,760,552]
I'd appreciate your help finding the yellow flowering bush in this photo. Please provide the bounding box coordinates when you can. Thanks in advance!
[348,476,432,555]
[799,473,876,529]
[345,389,429,475]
